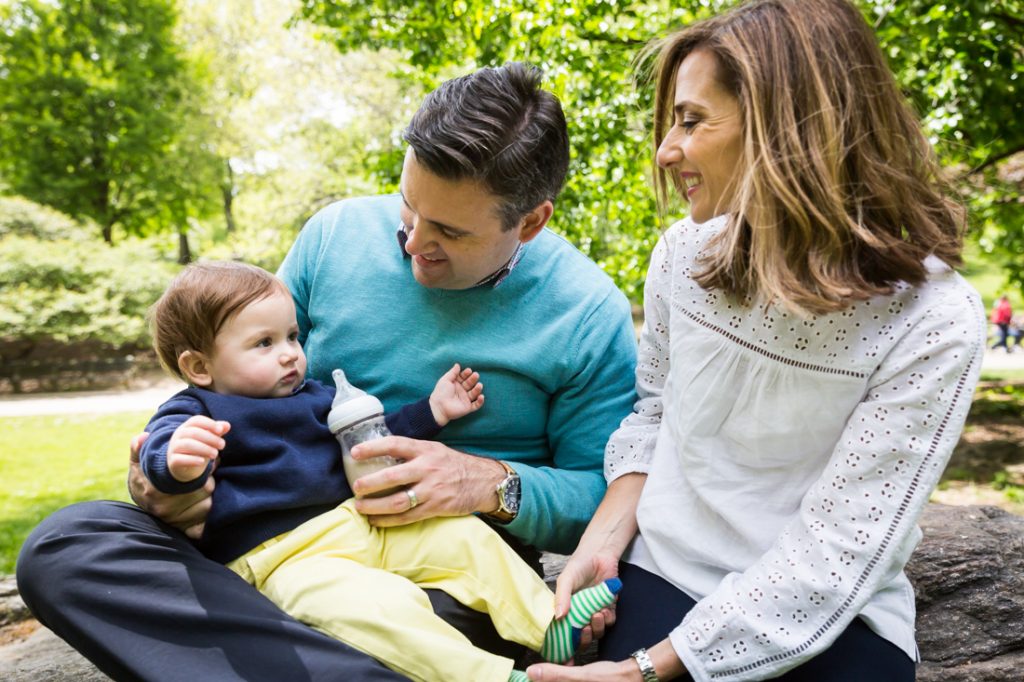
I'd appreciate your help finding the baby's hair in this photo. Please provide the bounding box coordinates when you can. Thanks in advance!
[150,261,289,381]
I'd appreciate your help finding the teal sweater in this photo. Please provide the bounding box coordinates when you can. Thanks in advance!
[277,194,637,553]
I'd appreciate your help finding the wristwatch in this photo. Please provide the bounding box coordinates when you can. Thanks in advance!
[631,648,660,682]
[486,460,520,523]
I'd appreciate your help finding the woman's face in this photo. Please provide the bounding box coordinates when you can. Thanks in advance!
[656,49,744,223]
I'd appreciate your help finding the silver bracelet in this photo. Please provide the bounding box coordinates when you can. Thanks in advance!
[631,647,660,682]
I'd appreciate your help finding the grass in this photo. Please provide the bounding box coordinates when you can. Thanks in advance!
[960,242,1022,310]
[980,367,1024,383]
[0,411,149,574]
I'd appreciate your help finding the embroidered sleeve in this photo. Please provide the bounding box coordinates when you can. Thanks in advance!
[604,228,675,483]
[670,285,985,682]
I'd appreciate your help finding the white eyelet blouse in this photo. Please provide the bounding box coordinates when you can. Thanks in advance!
[604,216,986,682]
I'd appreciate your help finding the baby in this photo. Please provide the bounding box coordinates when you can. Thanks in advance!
[139,261,619,682]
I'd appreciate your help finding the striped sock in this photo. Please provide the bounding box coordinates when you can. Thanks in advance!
[540,577,622,663]
[508,671,530,682]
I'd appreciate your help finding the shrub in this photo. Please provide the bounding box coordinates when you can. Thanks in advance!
[0,196,176,349]
[0,195,92,241]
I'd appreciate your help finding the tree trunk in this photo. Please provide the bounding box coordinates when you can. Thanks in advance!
[177,227,192,265]
[222,160,236,234]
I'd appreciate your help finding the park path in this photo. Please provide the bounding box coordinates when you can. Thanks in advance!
[0,376,185,417]
[1,348,1022,418]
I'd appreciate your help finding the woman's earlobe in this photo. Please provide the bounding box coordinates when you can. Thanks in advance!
[178,350,213,387]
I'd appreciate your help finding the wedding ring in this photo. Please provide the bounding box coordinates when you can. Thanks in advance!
[405,488,419,510]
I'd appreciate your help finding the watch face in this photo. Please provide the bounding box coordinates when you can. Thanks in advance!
[504,476,521,514]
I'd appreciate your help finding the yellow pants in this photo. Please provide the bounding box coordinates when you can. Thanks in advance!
[227,499,555,682]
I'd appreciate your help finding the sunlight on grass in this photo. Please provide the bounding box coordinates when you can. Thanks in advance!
[0,411,150,574]
[961,242,1022,309]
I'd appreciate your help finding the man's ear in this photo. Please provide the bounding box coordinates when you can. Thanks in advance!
[516,200,554,244]
[178,350,213,387]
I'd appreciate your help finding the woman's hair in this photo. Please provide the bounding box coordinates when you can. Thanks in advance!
[150,261,287,381]
[645,0,965,314]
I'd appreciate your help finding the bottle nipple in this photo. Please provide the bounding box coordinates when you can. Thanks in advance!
[331,368,366,407]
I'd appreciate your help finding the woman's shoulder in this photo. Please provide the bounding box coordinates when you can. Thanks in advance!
[912,257,985,324]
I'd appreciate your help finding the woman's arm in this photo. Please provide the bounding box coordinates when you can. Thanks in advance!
[552,473,645,616]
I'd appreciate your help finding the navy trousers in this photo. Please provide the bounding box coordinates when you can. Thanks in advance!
[600,561,916,681]
[16,500,530,682]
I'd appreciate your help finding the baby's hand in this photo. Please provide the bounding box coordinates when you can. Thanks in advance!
[167,415,230,483]
[429,363,485,427]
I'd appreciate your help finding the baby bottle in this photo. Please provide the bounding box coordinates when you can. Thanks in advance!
[327,369,401,498]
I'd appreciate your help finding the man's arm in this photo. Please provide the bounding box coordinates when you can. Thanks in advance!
[507,293,638,553]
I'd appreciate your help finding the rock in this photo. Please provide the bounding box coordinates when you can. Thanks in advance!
[909,504,1024,681]
[0,576,29,627]
[0,504,1021,681]
[0,626,110,681]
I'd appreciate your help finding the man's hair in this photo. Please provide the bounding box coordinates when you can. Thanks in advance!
[150,261,287,381]
[403,62,570,231]
[645,0,965,315]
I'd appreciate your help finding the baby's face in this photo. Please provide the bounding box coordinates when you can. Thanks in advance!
[205,290,307,398]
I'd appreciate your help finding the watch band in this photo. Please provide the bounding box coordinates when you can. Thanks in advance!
[631,647,659,682]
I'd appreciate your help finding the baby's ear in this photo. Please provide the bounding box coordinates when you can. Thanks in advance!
[178,350,213,387]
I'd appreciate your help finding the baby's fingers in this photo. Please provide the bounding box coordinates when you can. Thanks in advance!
[459,369,481,390]
[169,453,213,470]
[171,436,222,461]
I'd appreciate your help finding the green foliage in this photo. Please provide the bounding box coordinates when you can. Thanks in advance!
[1,412,141,574]
[0,0,218,244]
[868,0,1024,295]
[0,195,89,240]
[298,0,1023,301]
[0,198,175,347]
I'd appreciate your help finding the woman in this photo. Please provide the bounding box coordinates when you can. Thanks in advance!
[527,1,985,680]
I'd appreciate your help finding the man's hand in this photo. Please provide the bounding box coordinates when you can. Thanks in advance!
[348,436,505,525]
[129,432,215,539]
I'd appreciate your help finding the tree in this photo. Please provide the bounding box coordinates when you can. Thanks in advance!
[0,0,215,244]
[171,0,415,269]
[869,0,1024,292]
[296,0,709,299]
[298,0,1023,300]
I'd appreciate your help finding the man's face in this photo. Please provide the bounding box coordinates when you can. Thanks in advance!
[398,150,528,290]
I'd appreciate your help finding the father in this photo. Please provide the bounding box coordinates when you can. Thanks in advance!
[16,63,638,680]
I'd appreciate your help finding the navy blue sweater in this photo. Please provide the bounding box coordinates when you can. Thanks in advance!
[139,380,438,563]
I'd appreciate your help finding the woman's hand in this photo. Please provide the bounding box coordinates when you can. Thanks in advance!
[529,640,687,682]
[526,659,640,681]
[348,436,505,525]
[128,432,215,539]
[552,549,622,646]
[553,550,622,619]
